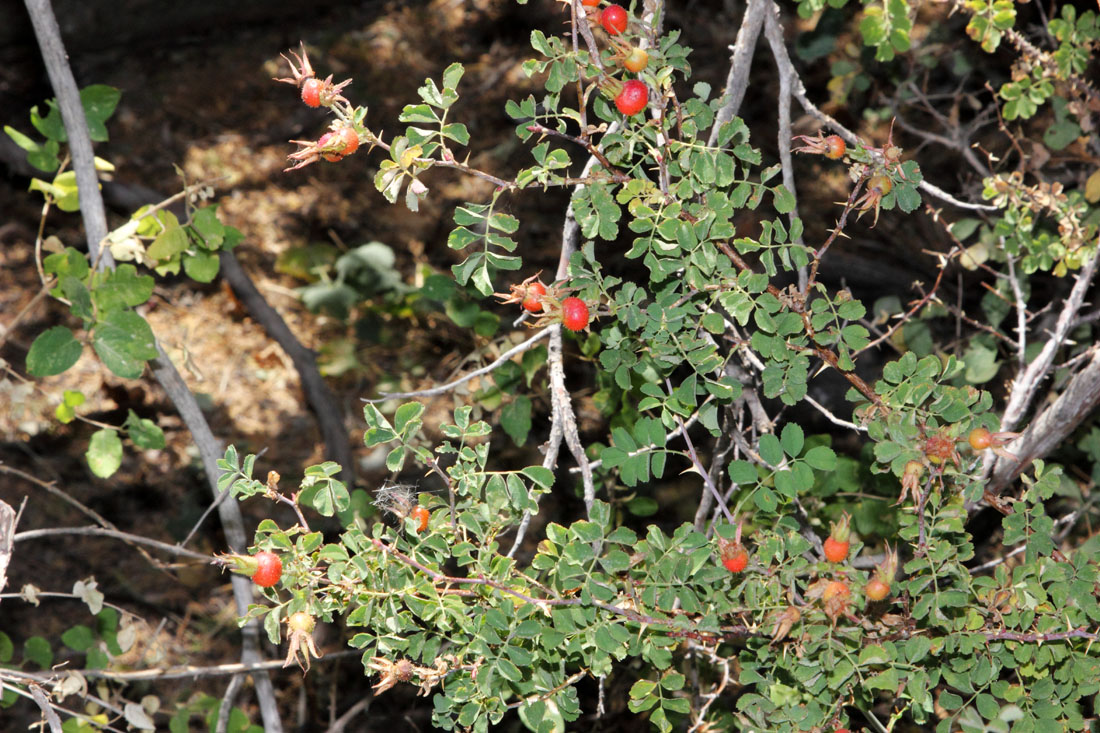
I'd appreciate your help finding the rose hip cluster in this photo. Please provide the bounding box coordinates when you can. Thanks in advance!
[715,511,899,645]
[496,274,592,332]
[275,43,365,171]
[792,120,919,227]
[579,3,652,117]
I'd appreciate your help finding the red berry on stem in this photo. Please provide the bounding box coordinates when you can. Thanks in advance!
[718,525,749,573]
[600,4,627,34]
[319,127,360,162]
[823,536,849,563]
[561,297,590,331]
[582,0,600,6]
[823,512,851,563]
[318,133,343,162]
[615,80,648,116]
[411,505,430,533]
[722,546,748,573]
[301,78,323,107]
[623,47,649,72]
[866,576,891,601]
[338,128,360,155]
[865,544,898,603]
[969,427,992,451]
[822,134,846,159]
[252,551,282,588]
[522,281,547,313]
[718,521,750,573]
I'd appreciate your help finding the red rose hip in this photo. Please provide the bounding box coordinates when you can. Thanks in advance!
[615,80,648,116]
[319,127,360,162]
[822,134,846,159]
[561,297,590,331]
[968,427,992,450]
[252,551,283,588]
[722,546,748,573]
[301,78,323,108]
[600,4,628,34]
[522,281,547,313]
[411,505,430,533]
[865,577,891,601]
[823,512,851,563]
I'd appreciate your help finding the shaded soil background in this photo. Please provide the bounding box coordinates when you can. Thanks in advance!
[0,0,1045,729]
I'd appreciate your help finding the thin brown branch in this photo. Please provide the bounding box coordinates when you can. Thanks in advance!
[666,379,735,525]
[526,123,630,182]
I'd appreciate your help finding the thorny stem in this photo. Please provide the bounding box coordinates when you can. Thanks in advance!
[568,0,587,135]
[984,628,1099,643]
[504,670,589,710]
[526,122,630,182]
[915,476,935,554]
[371,536,1100,649]
[804,182,863,294]
[0,463,167,569]
[714,240,882,407]
[572,0,605,75]
[370,537,759,642]
[852,226,953,357]
[270,492,312,534]
[0,652,360,684]
[421,453,458,536]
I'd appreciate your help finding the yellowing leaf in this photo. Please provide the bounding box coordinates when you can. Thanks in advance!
[400,144,423,169]
[1085,168,1100,203]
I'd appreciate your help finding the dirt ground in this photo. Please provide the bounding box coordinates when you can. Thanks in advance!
[0,0,992,729]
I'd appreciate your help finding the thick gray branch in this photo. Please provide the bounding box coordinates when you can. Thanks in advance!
[219,252,353,483]
[990,346,1100,494]
[23,0,112,269]
[99,178,353,486]
[23,1,282,728]
[999,248,1099,434]
[707,0,768,147]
